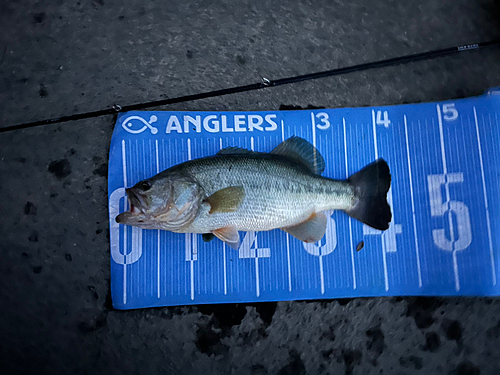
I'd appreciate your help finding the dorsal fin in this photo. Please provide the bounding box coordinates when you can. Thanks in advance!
[217,147,258,155]
[271,136,325,175]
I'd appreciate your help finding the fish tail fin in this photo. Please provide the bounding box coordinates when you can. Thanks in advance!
[345,159,392,230]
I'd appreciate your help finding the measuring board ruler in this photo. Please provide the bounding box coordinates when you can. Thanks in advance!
[108,88,500,309]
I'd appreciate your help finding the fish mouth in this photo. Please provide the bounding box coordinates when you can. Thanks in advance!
[115,188,148,224]
[125,188,147,214]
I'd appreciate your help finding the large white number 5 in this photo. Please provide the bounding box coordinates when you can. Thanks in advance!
[427,173,472,251]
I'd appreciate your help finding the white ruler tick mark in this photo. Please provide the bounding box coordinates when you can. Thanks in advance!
[343,118,357,289]
[473,107,496,286]
[404,116,423,288]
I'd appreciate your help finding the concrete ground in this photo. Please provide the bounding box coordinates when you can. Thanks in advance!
[1,0,500,374]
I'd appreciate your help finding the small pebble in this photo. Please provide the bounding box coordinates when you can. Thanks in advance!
[356,241,364,252]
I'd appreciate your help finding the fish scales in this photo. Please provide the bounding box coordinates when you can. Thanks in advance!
[173,154,354,233]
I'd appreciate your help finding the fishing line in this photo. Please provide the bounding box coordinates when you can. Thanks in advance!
[1,39,499,134]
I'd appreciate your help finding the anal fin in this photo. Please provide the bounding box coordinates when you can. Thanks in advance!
[281,212,327,243]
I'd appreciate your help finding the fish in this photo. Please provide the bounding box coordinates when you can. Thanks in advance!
[116,136,392,249]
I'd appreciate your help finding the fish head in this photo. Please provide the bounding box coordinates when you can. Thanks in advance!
[115,172,202,231]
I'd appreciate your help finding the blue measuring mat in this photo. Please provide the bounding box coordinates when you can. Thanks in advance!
[108,88,500,310]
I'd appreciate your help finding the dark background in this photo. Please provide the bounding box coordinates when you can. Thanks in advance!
[1,1,500,374]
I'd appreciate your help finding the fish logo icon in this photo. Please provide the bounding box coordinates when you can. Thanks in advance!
[122,115,159,134]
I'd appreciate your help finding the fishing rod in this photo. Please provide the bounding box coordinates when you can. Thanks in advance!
[1,39,499,134]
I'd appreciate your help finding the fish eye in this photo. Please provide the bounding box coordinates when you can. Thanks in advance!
[140,181,152,191]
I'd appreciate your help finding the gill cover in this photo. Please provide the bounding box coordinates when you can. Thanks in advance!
[153,174,203,230]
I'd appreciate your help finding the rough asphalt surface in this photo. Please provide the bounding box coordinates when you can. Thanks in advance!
[1,1,500,374]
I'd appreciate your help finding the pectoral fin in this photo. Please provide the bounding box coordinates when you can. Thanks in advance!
[205,186,245,214]
[212,226,240,249]
[282,212,327,243]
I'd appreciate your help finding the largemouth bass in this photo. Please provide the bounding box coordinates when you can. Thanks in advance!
[116,136,391,248]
